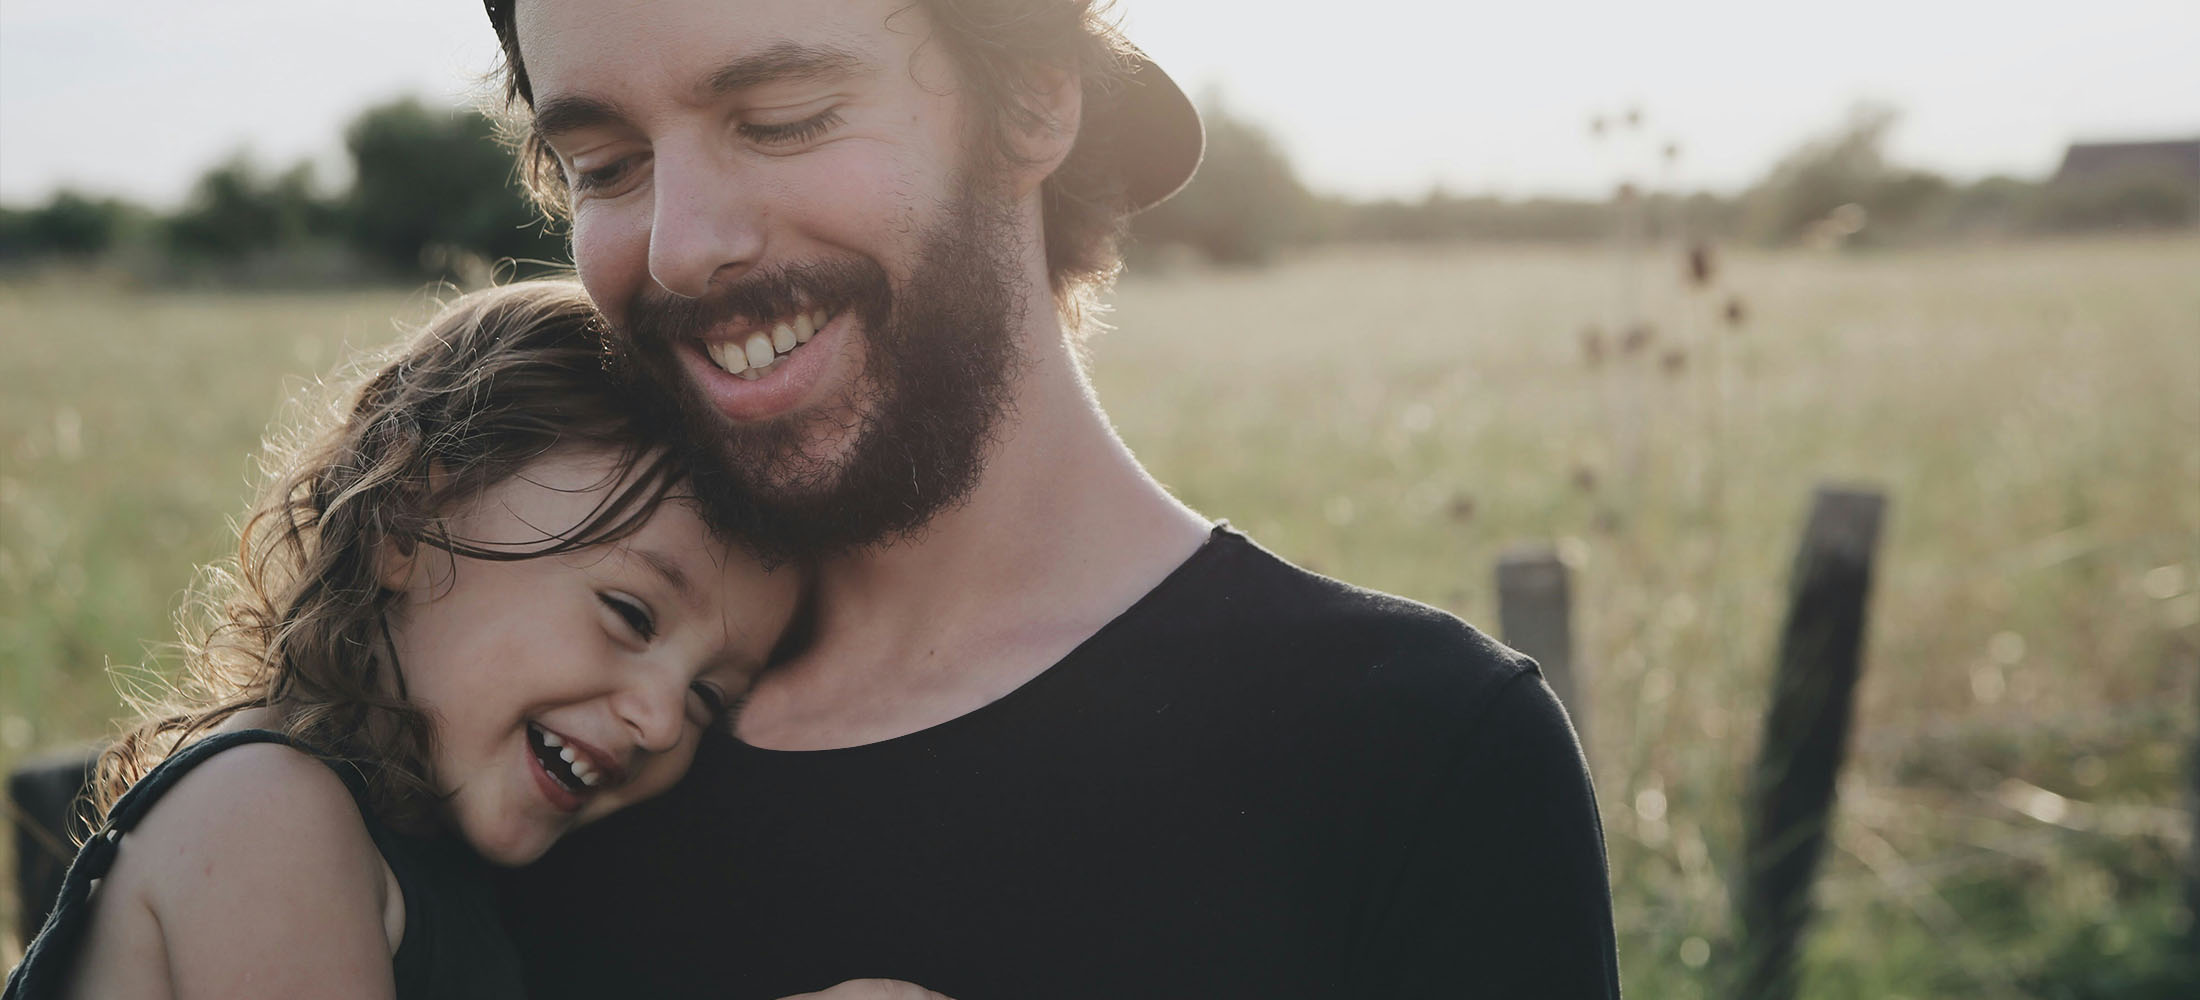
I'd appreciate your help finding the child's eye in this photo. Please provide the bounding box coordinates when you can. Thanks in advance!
[598,593,656,641]
[687,681,729,728]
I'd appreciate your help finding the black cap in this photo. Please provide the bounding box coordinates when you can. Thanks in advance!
[481,1,1202,212]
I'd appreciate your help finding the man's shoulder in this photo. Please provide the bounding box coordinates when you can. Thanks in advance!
[1154,526,1537,724]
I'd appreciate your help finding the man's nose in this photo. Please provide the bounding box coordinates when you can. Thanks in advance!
[647,140,769,299]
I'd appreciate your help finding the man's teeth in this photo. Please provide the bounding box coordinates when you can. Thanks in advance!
[706,339,748,375]
[704,308,829,379]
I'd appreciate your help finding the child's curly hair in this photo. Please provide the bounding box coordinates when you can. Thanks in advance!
[93,281,688,833]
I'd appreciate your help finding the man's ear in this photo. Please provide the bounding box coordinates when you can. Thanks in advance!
[1005,62,1083,199]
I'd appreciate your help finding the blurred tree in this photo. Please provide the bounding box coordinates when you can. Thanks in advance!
[1131,96,1315,264]
[343,97,564,277]
[166,155,332,259]
[0,190,141,260]
[1741,103,1902,244]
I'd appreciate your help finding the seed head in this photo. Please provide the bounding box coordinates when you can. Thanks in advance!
[1724,297,1748,327]
[1621,322,1655,356]
[1686,243,1715,287]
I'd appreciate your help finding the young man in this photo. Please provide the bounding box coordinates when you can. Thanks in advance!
[487,2,1621,997]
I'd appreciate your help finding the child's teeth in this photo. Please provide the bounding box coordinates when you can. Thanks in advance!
[540,730,563,748]
[772,322,797,353]
[559,747,576,763]
[743,333,774,370]
[578,768,600,787]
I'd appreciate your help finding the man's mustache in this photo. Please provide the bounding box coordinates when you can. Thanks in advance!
[622,258,892,350]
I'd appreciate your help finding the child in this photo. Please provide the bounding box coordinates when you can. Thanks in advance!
[5,281,799,999]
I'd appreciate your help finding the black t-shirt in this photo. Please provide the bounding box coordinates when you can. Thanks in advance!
[498,526,1620,999]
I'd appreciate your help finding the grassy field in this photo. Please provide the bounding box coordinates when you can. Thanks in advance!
[4,237,2197,995]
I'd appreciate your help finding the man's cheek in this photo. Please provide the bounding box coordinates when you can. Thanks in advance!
[570,207,650,319]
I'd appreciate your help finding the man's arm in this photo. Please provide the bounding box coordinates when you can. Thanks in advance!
[1349,669,1622,997]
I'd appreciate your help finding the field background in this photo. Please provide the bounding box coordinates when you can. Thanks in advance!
[3,237,2197,995]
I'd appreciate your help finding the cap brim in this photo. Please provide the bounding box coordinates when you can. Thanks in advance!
[1100,51,1204,213]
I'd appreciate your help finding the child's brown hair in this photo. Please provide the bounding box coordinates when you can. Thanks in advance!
[95,281,688,833]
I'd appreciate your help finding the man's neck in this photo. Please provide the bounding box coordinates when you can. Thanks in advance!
[735,318,1212,752]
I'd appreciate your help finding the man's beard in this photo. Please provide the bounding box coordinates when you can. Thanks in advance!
[613,185,1027,562]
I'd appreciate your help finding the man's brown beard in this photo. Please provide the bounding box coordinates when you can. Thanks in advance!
[611,184,1028,564]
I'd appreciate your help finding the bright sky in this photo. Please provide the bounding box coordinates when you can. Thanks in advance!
[3,0,2195,207]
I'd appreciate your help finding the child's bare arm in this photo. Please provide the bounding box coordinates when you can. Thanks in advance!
[113,743,401,1000]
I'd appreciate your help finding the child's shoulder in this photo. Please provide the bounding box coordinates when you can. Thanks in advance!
[88,738,405,992]
[133,738,373,843]
[121,738,389,900]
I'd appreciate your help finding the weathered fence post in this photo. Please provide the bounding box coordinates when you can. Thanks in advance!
[1733,485,1887,1000]
[1497,543,1584,741]
[2188,673,2199,955]
[7,746,101,949]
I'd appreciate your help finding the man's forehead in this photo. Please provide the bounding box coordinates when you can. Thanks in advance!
[514,0,907,97]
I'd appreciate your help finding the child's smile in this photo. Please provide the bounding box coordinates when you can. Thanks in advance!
[376,446,799,864]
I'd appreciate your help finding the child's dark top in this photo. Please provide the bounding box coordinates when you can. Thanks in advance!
[3,730,523,1000]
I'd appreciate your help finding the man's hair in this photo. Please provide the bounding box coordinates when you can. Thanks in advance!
[488,0,1140,323]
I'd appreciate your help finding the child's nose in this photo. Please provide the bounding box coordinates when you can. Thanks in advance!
[612,671,687,756]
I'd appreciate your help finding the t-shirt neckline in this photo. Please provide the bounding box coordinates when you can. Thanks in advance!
[724,521,1242,758]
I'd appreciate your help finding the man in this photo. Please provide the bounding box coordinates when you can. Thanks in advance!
[488,1,1621,997]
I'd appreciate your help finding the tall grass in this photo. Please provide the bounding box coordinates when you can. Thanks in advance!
[4,238,2197,995]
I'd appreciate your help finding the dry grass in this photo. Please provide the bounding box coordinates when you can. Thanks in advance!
[4,237,2197,995]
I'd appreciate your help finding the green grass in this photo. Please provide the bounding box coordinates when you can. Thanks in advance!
[5,238,2197,995]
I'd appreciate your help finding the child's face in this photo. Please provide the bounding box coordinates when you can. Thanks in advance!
[379,447,798,865]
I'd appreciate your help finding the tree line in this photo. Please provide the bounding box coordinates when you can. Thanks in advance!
[3,97,2193,282]
[0,98,560,284]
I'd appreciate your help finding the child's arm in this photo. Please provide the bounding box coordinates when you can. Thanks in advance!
[90,742,402,1000]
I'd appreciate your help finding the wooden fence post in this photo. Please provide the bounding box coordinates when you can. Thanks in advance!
[7,746,101,949]
[1733,485,1886,1000]
[2188,673,2199,955]
[1497,543,1584,741]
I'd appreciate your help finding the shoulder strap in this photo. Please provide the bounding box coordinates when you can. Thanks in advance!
[3,730,373,1000]
[97,730,371,845]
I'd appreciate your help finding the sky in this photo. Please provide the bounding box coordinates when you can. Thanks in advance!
[2,0,2196,208]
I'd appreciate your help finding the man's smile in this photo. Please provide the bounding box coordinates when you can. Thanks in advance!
[674,302,855,424]
[699,305,833,381]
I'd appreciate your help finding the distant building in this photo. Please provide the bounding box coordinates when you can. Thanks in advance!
[2053,139,2200,185]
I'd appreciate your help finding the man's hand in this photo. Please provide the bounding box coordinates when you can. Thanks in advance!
[778,980,953,1000]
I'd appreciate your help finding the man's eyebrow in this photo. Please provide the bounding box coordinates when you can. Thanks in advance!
[531,43,866,141]
[532,94,631,140]
[701,41,868,98]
